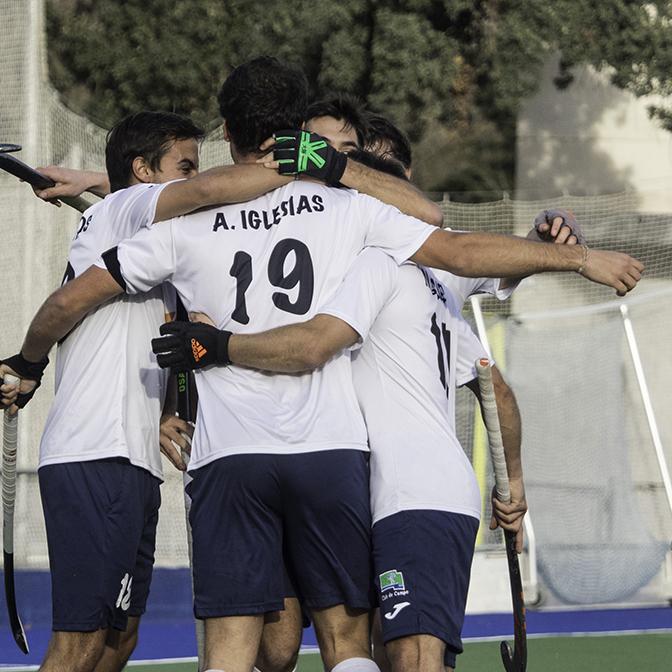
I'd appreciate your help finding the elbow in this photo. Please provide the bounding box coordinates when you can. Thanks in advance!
[427,203,444,228]
[300,340,333,371]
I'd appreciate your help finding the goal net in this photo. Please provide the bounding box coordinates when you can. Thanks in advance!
[1,0,671,609]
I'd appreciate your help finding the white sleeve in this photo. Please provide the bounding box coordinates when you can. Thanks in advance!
[114,181,171,231]
[357,193,435,264]
[434,272,518,308]
[320,248,398,344]
[454,317,491,387]
[94,219,177,295]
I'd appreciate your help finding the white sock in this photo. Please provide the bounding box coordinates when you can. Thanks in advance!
[331,658,381,672]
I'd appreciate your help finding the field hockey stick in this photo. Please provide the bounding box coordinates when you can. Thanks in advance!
[2,374,30,654]
[0,144,91,213]
[475,359,527,672]
[173,298,205,669]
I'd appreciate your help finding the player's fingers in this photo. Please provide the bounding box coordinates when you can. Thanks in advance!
[189,311,215,326]
[262,160,280,170]
[152,334,181,354]
[553,225,572,245]
[255,151,274,164]
[566,234,578,245]
[550,216,564,238]
[536,221,550,234]
[259,137,276,152]
[159,321,186,336]
[273,148,296,161]
[515,526,524,554]
[156,351,184,369]
[490,514,498,531]
[179,431,192,454]
[160,439,186,471]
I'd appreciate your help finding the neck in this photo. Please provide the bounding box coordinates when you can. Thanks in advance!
[231,143,264,165]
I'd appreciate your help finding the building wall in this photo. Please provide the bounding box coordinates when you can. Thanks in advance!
[516,56,672,212]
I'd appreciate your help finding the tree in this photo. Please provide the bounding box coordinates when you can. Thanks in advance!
[45,0,577,193]
[551,1,672,131]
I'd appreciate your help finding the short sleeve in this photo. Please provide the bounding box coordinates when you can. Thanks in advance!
[115,181,172,231]
[454,317,491,387]
[357,193,435,265]
[94,220,177,295]
[320,248,398,344]
[434,272,518,308]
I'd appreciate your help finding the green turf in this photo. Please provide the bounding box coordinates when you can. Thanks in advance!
[127,633,672,671]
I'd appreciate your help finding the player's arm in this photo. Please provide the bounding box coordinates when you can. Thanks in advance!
[152,314,357,373]
[338,158,444,227]
[466,366,527,553]
[0,265,123,411]
[33,164,293,222]
[20,266,123,363]
[152,164,292,222]
[498,208,586,290]
[231,315,358,372]
[34,166,111,201]
[264,130,443,227]
[411,228,642,296]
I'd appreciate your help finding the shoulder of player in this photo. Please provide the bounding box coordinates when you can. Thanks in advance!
[403,264,464,314]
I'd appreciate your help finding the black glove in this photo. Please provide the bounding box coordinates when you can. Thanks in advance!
[1,352,49,408]
[273,129,347,186]
[151,321,232,371]
[532,208,586,245]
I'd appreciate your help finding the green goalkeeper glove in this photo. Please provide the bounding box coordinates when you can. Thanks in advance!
[273,129,347,186]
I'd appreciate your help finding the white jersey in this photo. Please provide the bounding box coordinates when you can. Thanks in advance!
[40,183,171,480]
[111,182,435,470]
[321,248,488,524]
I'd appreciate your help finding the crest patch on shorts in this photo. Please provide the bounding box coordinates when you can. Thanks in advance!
[379,569,405,592]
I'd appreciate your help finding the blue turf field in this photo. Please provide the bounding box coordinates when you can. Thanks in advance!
[2,568,672,667]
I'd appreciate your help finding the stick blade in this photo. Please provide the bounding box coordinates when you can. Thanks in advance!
[3,552,30,654]
[0,143,22,154]
[500,640,515,672]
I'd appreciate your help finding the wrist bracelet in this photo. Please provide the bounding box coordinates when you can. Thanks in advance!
[577,244,590,275]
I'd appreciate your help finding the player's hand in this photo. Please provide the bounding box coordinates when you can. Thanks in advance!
[490,478,527,553]
[151,321,232,370]
[159,414,193,471]
[0,355,48,411]
[32,167,108,205]
[530,209,586,245]
[263,129,347,185]
[579,249,644,296]
[188,311,216,326]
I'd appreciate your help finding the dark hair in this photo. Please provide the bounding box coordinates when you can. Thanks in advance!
[306,94,369,147]
[364,112,412,170]
[217,56,308,155]
[347,148,408,181]
[106,111,205,192]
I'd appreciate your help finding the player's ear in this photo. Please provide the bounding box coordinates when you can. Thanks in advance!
[221,121,231,142]
[131,156,153,184]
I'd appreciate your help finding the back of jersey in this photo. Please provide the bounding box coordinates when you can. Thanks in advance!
[117,181,434,469]
[322,250,484,524]
[41,184,170,480]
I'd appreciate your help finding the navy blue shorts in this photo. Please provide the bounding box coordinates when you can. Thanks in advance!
[186,450,372,619]
[373,510,479,668]
[39,458,161,632]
